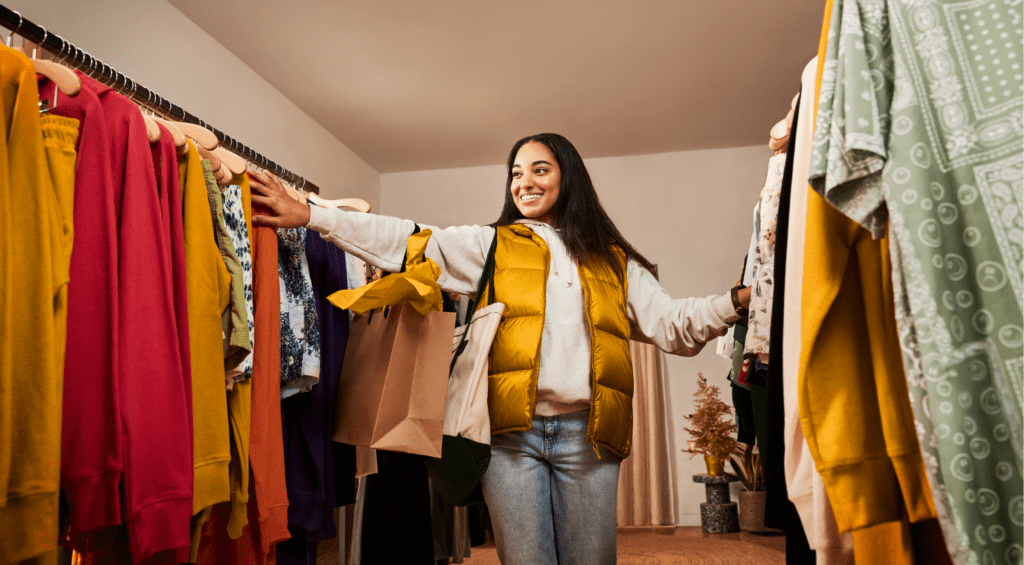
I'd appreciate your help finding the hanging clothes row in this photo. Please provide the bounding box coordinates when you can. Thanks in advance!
[807,1,1022,564]
[726,2,1022,565]
[0,43,361,565]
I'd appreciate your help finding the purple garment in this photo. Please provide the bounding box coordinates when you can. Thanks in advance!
[277,229,356,564]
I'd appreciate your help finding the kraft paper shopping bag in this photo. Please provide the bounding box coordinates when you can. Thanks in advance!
[329,229,456,458]
[333,303,454,457]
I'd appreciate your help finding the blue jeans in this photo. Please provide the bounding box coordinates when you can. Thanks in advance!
[480,409,621,565]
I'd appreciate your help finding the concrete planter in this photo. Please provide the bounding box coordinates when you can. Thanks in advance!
[738,490,768,532]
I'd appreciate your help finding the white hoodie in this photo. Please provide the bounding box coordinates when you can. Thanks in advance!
[306,205,739,416]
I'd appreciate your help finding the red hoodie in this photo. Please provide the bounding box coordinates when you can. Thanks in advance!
[151,124,193,429]
[88,77,193,564]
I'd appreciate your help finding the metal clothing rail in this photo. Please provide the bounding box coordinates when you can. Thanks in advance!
[0,4,320,193]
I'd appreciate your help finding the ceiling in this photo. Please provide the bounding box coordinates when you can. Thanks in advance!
[167,0,823,173]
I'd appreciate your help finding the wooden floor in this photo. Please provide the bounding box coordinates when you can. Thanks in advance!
[619,526,786,553]
[461,526,787,564]
[318,526,786,564]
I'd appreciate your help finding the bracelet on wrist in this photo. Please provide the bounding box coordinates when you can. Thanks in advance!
[730,285,749,317]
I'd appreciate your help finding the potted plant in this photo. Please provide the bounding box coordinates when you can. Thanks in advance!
[682,373,738,475]
[729,443,771,532]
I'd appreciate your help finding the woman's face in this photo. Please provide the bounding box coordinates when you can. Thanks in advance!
[511,141,561,225]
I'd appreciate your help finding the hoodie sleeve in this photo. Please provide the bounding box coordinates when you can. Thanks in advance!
[305,205,494,296]
[626,259,740,356]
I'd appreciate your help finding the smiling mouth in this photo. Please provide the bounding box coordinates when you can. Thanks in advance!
[520,193,542,202]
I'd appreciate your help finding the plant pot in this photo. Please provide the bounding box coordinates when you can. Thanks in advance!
[704,455,725,476]
[738,490,767,532]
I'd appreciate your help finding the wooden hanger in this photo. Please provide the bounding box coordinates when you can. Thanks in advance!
[308,193,371,212]
[213,147,246,176]
[172,121,219,150]
[196,145,222,170]
[33,59,81,96]
[284,183,305,204]
[215,161,233,186]
[141,95,210,151]
[151,116,186,148]
[142,114,161,143]
[34,59,81,96]
[768,118,789,152]
[32,50,81,97]
[198,146,234,184]
[15,35,81,98]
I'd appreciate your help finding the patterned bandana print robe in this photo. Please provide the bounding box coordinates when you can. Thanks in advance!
[810,1,1023,564]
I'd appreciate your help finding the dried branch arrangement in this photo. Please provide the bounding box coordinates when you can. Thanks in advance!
[682,373,738,462]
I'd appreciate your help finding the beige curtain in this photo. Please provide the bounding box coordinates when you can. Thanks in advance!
[616,341,676,526]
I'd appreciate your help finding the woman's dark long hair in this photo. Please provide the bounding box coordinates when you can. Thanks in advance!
[494,133,656,281]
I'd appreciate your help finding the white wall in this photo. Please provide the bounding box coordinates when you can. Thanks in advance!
[381,144,772,526]
[11,0,380,205]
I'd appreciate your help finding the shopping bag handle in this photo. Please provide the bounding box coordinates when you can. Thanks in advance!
[400,224,423,274]
[365,224,424,325]
[450,231,498,375]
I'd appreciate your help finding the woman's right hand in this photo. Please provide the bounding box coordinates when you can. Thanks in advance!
[249,170,311,228]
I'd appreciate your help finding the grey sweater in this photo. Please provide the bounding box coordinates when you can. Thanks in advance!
[306,205,739,416]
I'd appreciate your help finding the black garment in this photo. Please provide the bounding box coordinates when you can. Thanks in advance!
[912,518,955,565]
[467,503,488,548]
[429,475,473,564]
[275,529,317,565]
[782,501,816,565]
[360,451,436,564]
[760,94,816,564]
[764,94,798,522]
[732,377,757,445]
[750,378,768,463]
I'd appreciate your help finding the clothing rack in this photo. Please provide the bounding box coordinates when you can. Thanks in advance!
[0,4,320,193]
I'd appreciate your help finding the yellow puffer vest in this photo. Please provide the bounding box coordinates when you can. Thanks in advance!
[486,225,634,458]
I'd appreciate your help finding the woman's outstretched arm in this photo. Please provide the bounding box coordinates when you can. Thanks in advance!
[627,261,750,356]
[249,171,493,295]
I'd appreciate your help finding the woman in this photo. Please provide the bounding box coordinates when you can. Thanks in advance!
[251,133,751,565]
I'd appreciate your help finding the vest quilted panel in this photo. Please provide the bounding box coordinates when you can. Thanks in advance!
[591,330,633,395]
[588,279,630,333]
[487,368,535,435]
[492,270,545,318]
[578,248,633,457]
[490,317,542,371]
[488,226,547,434]
[590,384,633,456]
